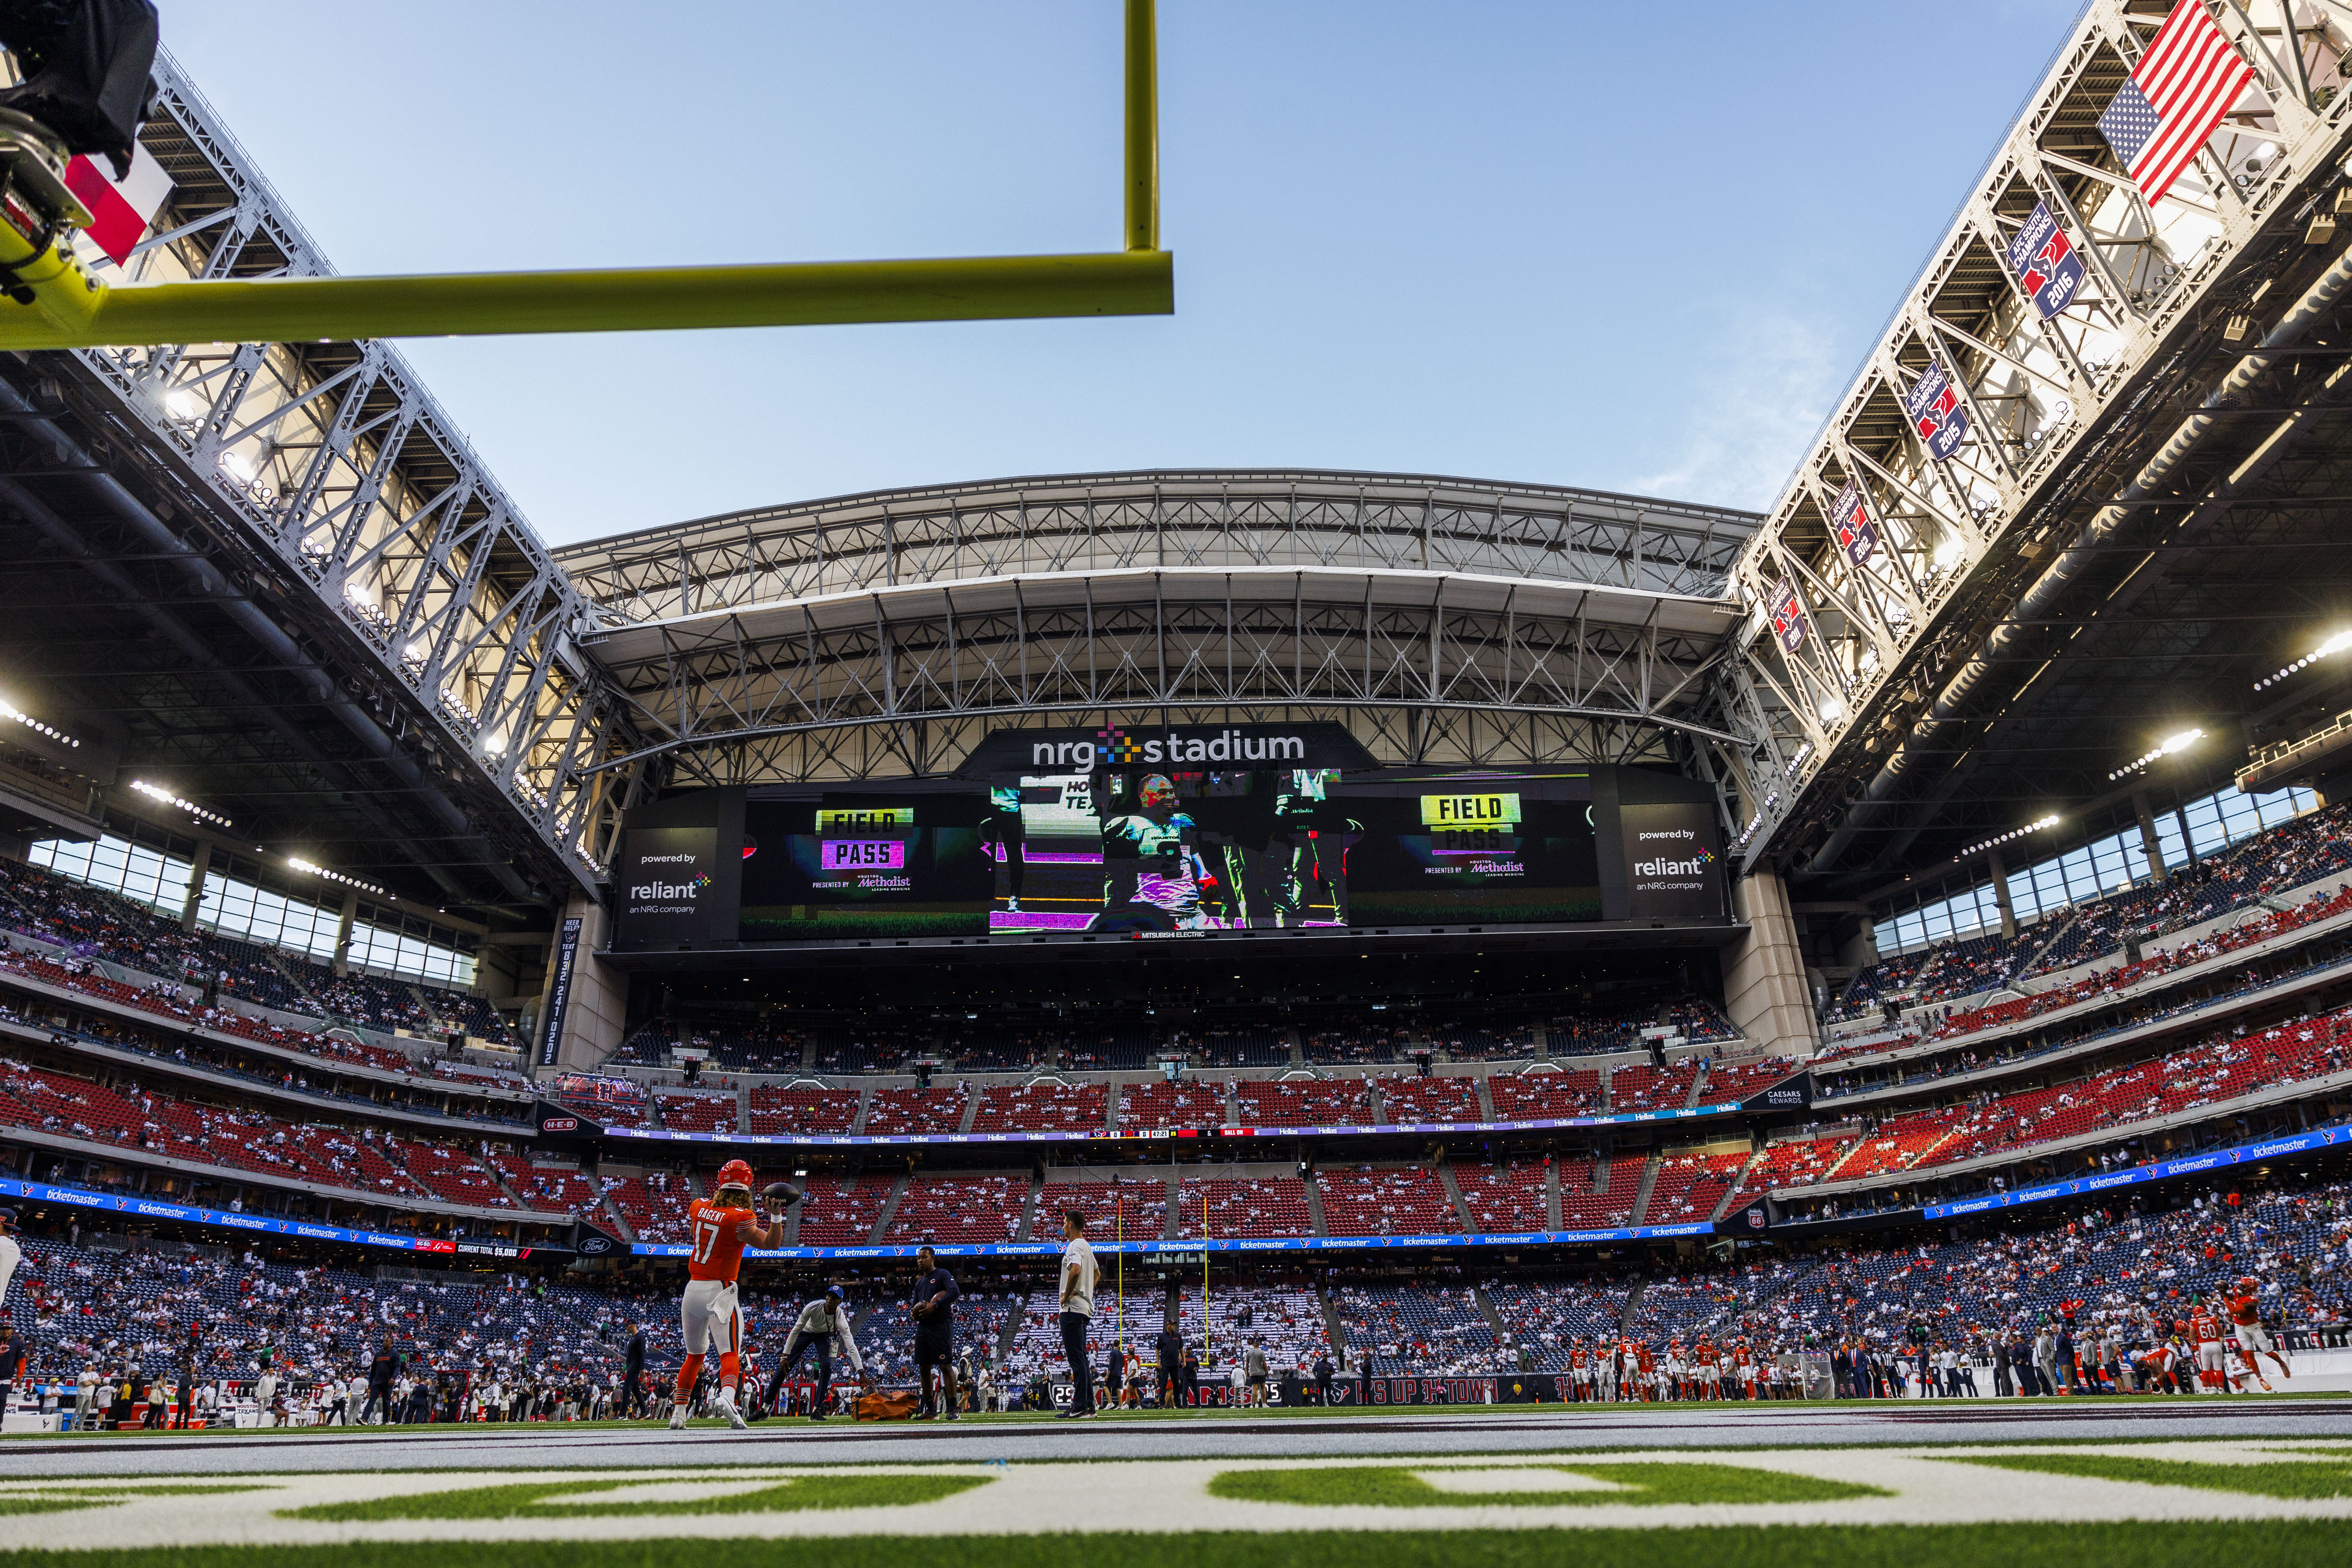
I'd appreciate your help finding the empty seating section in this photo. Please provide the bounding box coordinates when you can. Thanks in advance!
[976,1082,1106,1132]
[1058,1027,1160,1072]
[1832,801,2352,1023]
[1173,1177,1313,1238]
[1174,1025,1289,1068]
[1332,1284,1496,1375]
[0,1055,556,1211]
[853,1287,1025,1385]
[746,1086,861,1135]
[1909,885,2352,1050]
[1048,1180,1169,1243]
[488,1154,601,1215]
[1236,1079,1369,1127]
[1698,1057,1801,1103]
[1118,1081,1226,1130]
[1733,1138,1843,1196]
[884,1174,1028,1244]
[1300,1021,1403,1064]
[308,971,433,1034]
[386,1136,513,1208]
[1428,1021,1543,1060]
[1454,1162,1549,1232]
[942,1025,1061,1071]
[653,1092,736,1134]
[1640,1151,1747,1223]
[863,1087,967,1136]
[1376,1074,1481,1123]
[604,1172,695,1242]
[1486,1279,1628,1368]
[1608,1060,1702,1111]
[1558,1155,1644,1230]
[1486,1070,1600,1120]
[795,1175,893,1245]
[1316,1166,1460,1236]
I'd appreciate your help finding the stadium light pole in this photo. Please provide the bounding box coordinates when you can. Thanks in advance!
[0,2,1171,348]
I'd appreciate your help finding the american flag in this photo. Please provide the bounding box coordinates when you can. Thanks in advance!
[2096,0,2256,206]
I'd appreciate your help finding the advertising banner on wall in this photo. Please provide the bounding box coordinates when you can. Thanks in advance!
[533,915,582,1069]
[617,825,721,945]
[1619,800,1725,921]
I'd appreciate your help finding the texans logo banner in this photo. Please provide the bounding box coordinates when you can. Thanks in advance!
[1831,482,1879,569]
[1905,358,1971,461]
[1769,578,1808,655]
[2006,201,2085,319]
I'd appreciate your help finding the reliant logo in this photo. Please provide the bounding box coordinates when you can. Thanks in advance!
[1633,855,1715,877]
[629,874,711,900]
[1032,726,1308,769]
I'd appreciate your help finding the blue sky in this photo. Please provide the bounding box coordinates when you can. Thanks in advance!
[167,0,2084,546]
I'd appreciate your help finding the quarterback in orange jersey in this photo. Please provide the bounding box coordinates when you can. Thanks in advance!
[671,1160,791,1431]
[2223,1279,2292,1389]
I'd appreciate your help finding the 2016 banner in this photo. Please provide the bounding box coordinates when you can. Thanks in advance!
[1905,358,1971,461]
[1831,482,1878,569]
[2007,201,2085,319]
[1768,578,1808,654]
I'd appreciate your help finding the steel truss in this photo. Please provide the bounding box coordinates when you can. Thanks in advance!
[552,471,1757,619]
[59,54,615,886]
[575,564,1744,805]
[1715,0,2352,872]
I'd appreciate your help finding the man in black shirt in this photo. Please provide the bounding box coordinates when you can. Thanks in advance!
[623,1323,648,1418]
[1154,1322,1182,1408]
[910,1245,961,1420]
[361,1341,399,1425]
[1313,1350,1335,1406]
[1106,1343,1127,1407]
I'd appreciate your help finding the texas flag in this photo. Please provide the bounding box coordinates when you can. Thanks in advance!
[63,142,172,267]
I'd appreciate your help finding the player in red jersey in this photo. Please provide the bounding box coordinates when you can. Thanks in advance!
[672,1160,789,1431]
[2223,1278,2291,1389]
[2187,1303,2225,1392]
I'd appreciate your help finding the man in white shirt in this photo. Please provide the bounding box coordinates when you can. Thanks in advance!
[0,1209,18,1311]
[1056,1209,1098,1418]
[73,1364,98,1431]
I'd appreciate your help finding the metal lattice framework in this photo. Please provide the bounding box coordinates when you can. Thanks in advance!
[56,53,617,887]
[554,474,1759,815]
[1715,0,2352,874]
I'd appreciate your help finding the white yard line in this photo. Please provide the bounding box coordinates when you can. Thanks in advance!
[1,1441,2350,1546]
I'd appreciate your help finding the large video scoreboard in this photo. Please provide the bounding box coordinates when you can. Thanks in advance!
[612,724,1725,950]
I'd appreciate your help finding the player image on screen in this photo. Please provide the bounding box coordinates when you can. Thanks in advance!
[1091,773,1213,931]
[980,783,1027,913]
[1276,767,1358,925]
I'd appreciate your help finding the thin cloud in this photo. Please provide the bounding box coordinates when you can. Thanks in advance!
[1627,313,1845,513]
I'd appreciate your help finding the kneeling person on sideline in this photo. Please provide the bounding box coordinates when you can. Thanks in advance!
[762,1283,868,1420]
[672,1161,790,1431]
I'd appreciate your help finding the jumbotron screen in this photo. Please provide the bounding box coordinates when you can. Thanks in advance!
[611,727,1725,949]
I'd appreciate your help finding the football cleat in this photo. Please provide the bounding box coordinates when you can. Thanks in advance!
[668,1406,687,1431]
[717,1389,748,1430]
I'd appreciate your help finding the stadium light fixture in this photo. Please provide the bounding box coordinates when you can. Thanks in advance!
[2108,727,2204,781]
[2254,629,2352,690]
[129,778,229,828]
[0,2,1172,349]
[0,697,78,747]
[1955,814,2060,864]
[287,856,385,898]
[1817,695,1847,725]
